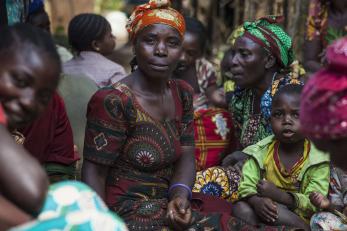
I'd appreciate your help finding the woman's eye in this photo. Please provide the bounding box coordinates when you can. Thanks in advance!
[144,37,155,45]
[240,51,249,57]
[12,73,29,88]
[168,39,180,47]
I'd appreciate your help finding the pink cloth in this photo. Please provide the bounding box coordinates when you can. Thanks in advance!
[0,104,6,125]
[63,51,126,88]
[300,37,347,139]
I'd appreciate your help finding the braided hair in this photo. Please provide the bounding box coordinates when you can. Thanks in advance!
[68,13,111,52]
[0,23,61,70]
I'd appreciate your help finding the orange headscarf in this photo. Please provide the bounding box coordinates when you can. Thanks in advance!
[126,0,185,41]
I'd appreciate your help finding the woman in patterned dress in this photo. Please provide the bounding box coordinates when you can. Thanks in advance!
[81,1,299,230]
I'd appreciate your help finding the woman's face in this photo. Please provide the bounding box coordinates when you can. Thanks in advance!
[134,24,183,80]
[228,36,269,88]
[0,49,60,128]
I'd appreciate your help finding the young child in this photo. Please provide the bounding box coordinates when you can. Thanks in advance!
[310,166,347,230]
[232,84,330,230]
[0,24,126,231]
[63,13,126,88]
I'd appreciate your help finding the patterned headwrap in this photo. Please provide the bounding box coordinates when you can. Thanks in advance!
[300,36,347,140]
[239,16,294,68]
[126,0,185,41]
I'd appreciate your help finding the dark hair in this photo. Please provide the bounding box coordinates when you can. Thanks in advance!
[0,23,61,70]
[27,6,48,23]
[272,84,303,104]
[184,16,207,51]
[68,13,111,52]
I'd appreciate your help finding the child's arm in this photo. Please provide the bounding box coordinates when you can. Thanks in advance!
[257,180,295,208]
[309,192,332,211]
[238,157,260,199]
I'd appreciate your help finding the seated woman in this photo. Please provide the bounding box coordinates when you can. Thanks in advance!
[303,0,347,74]
[82,1,231,230]
[233,85,329,230]
[0,24,126,231]
[193,16,302,202]
[172,16,235,171]
[63,13,126,88]
[300,37,347,230]
[81,1,294,230]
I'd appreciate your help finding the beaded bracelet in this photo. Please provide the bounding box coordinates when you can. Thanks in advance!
[168,183,192,200]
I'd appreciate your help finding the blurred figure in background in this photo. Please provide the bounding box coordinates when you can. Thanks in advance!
[63,13,126,88]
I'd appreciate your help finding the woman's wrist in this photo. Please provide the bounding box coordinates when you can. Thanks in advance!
[168,183,192,201]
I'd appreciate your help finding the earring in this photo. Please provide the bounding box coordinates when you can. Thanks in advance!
[95,47,100,52]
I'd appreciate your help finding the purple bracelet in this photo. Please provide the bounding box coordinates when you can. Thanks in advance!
[168,183,192,200]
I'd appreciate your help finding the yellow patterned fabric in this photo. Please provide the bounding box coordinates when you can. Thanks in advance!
[193,166,240,202]
[264,140,310,192]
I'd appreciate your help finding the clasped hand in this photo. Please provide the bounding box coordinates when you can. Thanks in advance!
[166,196,192,230]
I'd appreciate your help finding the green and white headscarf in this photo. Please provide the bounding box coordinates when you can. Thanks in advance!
[230,16,294,68]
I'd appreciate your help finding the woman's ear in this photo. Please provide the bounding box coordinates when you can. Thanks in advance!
[91,40,100,52]
[265,54,276,69]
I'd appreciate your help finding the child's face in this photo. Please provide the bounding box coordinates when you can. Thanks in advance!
[0,50,60,128]
[97,27,116,56]
[174,31,202,74]
[271,93,304,144]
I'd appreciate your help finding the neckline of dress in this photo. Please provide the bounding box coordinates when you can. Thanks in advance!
[114,81,179,123]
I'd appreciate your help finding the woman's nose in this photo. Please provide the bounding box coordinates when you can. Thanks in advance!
[154,41,168,56]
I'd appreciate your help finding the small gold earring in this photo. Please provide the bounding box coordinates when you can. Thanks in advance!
[95,47,100,51]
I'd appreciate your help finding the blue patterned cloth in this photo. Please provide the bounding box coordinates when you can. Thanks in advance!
[10,181,128,231]
[6,0,25,25]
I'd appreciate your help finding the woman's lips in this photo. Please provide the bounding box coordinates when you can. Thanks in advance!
[149,63,169,71]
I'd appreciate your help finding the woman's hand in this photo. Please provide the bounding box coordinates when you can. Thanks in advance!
[309,192,330,210]
[166,196,192,230]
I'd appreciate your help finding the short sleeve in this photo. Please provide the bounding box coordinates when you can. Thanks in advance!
[237,157,261,200]
[0,104,7,125]
[83,87,130,166]
[176,80,195,147]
